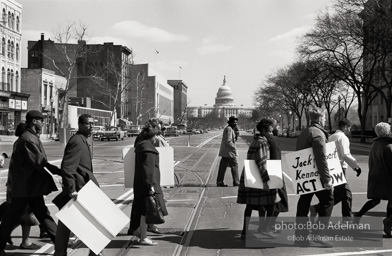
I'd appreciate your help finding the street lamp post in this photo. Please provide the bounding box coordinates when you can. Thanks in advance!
[50,97,54,139]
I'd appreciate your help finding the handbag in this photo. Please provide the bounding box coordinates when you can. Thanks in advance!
[145,193,165,224]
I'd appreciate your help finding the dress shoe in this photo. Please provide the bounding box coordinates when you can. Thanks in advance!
[233,183,240,187]
[217,182,228,187]
[147,225,161,234]
[383,218,392,238]
[139,238,158,245]
[20,243,42,250]
[6,237,12,245]
[40,231,49,238]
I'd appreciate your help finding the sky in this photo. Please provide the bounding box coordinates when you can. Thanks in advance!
[17,0,333,107]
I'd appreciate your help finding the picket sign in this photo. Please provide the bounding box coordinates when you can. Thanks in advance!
[122,146,175,188]
[56,181,129,255]
[244,159,284,189]
[282,142,346,195]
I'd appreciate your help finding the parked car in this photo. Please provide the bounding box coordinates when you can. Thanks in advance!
[164,127,180,137]
[92,126,106,140]
[126,125,141,137]
[99,127,125,141]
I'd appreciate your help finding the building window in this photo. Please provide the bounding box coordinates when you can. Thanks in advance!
[16,16,19,31]
[7,40,10,58]
[7,12,10,28]
[2,9,5,26]
[15,43,18,60]
[10,70,13,91]
[2,38,5,56]
[10,41,14,59]
[1,68,5,90]
[6,69,10,91]
[15,71,18,92]
[11,13,14,29]
[43,82,48,102]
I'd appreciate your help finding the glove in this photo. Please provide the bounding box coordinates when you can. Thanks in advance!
[354,168,361,177]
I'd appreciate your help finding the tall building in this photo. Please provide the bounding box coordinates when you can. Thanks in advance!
[0,0,28,135]
[21,68,66,135]
[168,79,187,125]
[187,76,253,119]
[128,64,174,125]
[27,34,133,120]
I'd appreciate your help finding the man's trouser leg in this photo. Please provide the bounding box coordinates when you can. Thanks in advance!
[29,196,57,243]
[216,157,228,184]
[314,188,334,235]
[54,220,70,256]
[0,197,26,250]
[228,157,240,185]
[128,201,141,232]
[295,193,314,239]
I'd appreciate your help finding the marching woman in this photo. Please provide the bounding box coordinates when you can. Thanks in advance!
[133,121,168,245]
[237,119,278,239]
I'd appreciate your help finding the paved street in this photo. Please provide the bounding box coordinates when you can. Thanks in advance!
[0,131,391,256]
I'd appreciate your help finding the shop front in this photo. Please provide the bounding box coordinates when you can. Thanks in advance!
[0,91,10,135]
[9,92,29,135]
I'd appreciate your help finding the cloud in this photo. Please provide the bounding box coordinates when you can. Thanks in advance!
[269,26,311,43]
[111,20,190,43]
[197,36,233,55]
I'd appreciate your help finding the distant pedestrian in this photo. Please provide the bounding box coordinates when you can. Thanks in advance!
[132,121,168,245]
[53,114,102,256]
[0,110,60,256]
[310,118,361,221]
[237,119,278,239]
[294,106,334,247]
[356,122,392,237]
[217,116,239,187]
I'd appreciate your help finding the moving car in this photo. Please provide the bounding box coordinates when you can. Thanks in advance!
[92,126,106,140]
[99,127,125,141]
[126,125,141,137]
[164,127,180,137]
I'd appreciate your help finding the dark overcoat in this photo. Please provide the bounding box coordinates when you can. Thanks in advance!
[367,136,392,200]
[133,140,168,216]
[53,132,99,209]
[10,128,59,198]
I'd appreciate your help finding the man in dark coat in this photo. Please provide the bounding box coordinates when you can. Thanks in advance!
[53,114,101,256]
[217,116,239,187]
[0,110,61,256]
[294,106,334,247]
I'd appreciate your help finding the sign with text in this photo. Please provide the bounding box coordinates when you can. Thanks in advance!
[122,146,175,188]
[244,160,283,189]
[282,142,346,195]
[56,181,129,255]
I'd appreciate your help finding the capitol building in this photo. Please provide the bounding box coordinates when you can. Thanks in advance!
[187,76,254,119]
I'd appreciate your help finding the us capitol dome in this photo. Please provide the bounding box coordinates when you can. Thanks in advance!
[187,76,254,119]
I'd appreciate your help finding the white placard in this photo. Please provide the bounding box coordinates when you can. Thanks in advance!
[56,181,129,255]
[282,142,346,195]
[244,159,284,189]
[123,146,175,188]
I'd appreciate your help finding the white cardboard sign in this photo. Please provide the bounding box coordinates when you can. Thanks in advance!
[123,146,175,188]
[282,142,346,195]
[56,181,129,255]
[244,160,283,189]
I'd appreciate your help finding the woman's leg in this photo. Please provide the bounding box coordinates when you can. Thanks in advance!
[356,199,381,217]
[139,216,157,245]
[242,205,254,236]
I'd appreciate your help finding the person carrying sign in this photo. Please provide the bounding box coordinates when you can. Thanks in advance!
[237,119,278,239]
[294,106,334,247]
[310,118,361,221]
[53,114,102,256]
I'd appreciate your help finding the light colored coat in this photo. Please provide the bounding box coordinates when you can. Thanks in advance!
[218,125,237,158]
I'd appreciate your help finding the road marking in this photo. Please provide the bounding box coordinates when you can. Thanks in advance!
[222,196,237,199]
[31,243,53,255]
[197,134,221,148]
[301,249,392,256]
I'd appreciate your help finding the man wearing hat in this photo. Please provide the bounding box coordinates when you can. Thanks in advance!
[217,116,240,187]
[0,110,60,256]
